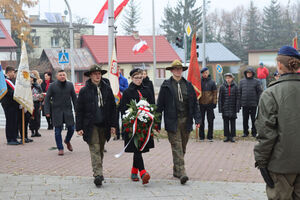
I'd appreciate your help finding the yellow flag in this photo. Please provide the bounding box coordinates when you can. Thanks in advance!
[13,41,33,114]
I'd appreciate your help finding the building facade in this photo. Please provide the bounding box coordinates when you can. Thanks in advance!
[29,15,94,59]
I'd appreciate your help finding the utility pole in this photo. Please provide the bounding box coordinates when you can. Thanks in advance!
[202,0,206,69]
[64,0,75,84]
[108,0,114,68]
[152,0,156,86]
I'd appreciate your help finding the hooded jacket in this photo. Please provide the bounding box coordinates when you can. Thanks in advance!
[254,73,300,173]
[218,81,240,118]
[239,67,262,107]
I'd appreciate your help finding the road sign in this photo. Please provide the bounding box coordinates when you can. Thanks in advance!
[59,51,69,64]
[185,23,192,37]
[216,64,223,74]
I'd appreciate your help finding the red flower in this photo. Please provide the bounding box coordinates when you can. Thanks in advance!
[154,124,159,130]
[142,123,146,127]
[137,129,141,133]
[125,128,130,132]
[124,123,128,127]
[151,133,154,137]
[140,137,144,141]
[130,120,134,124]
[143,130,146,134]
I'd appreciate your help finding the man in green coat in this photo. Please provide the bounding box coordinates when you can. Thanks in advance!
[254,46,300,199]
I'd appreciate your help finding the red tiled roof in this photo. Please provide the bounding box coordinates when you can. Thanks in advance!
[0,20,17,48]
[82,35,180,64]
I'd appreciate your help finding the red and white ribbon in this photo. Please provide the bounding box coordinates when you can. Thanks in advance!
[114,106,154,158]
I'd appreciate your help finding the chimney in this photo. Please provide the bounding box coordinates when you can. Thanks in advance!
[74,33,81,48]
[132,31,140,40]
[29,15,40,23]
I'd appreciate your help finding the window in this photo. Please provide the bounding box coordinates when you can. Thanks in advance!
[76,71,84,83]
[32,36,40,47]
[51,37,59,47]
[156,68,166,79]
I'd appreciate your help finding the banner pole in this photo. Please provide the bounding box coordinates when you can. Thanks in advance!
[22,108,25,144]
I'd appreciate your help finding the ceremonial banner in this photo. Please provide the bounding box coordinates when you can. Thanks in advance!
[187,33,202,99]
[0,64,7,100]
[13,41,33,114]
[109,43,122,104]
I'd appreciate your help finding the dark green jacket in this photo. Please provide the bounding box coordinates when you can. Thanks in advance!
[254,73,300,173]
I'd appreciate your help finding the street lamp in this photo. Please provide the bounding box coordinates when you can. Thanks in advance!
[64,0,75,85]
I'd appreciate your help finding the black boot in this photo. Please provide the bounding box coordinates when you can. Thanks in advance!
[230,137,235,143]
[35,130,41,137]
[31,130,36,137]
[223,137,230,142]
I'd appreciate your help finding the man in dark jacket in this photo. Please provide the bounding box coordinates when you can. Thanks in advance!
[76,64,117,187]
[198,67,217,141]
[44,70,77,156]
[1,66,20,145]
[239,67,262,137]
[157,59,201,185]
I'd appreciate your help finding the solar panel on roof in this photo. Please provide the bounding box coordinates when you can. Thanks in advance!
[0,29,6,38]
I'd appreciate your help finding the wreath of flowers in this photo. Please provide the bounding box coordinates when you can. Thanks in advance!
[122,98,160,151]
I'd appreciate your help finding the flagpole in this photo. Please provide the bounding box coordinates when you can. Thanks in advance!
[108,0,114,68]
[202,0,206,69]
[152,0,156,87]
[22,108,25,144]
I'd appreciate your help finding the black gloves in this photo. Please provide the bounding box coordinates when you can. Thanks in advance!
[260,168,274,188]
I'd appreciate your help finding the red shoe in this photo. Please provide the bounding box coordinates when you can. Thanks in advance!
[58,150,64,156]
[64,141,73,152]
[141,172,150,185]
[131,173,139,181]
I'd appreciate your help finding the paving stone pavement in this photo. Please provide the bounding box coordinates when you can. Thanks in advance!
[0,128,267,199]
[0,174,266,200]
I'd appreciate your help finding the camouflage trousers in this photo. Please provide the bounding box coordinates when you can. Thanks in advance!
[267,172,300,200]
[88,126,106,177]
[167,117,189,177]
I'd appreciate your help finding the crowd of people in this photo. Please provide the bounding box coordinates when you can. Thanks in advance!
[1,45,300,198]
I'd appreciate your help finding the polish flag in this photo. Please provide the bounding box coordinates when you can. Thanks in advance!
[94,0,130,24]
[132,40,149,54]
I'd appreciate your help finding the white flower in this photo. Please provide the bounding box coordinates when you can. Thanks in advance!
[136,99,150,107]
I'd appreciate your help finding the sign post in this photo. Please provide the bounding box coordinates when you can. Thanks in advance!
[58,48,69,70]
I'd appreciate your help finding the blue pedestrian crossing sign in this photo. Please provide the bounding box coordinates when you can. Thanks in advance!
[216,64,223,74]
[59,51,69,64]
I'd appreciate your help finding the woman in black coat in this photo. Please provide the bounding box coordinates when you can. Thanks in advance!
[41,72,53,130]
[142,70,155,102]
[119,69,155,185]
[218,73,240,142]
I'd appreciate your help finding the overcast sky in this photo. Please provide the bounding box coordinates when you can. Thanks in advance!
[28,0,291,35]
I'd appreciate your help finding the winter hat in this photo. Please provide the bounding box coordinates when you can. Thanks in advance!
[278,46,300,59]
[224,73,234,78]
[201,67,208,73]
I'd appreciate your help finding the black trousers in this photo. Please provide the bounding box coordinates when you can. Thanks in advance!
[223,117,236,138]
[199,105,215,140]
[242,106,257,136]
[3,105,18,142]
[133,152,145,171]
[29,101,41,132]
[17,109,31,139]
